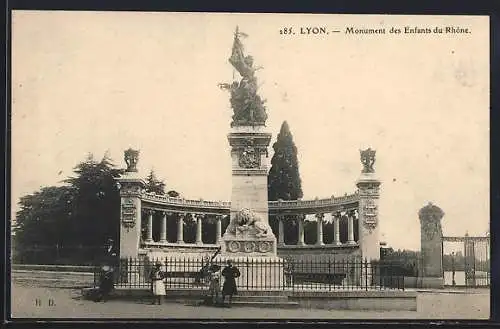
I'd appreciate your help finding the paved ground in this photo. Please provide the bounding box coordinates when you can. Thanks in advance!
[10,282,490,320]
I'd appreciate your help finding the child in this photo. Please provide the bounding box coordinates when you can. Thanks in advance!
[149,262,166,305]
[208,264,222,305]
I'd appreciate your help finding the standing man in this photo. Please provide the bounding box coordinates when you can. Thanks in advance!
[221,260,240,307]
[104,238,118,269]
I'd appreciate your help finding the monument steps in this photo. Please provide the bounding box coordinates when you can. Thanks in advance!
[230,295,289,303]
[217,300,300,309]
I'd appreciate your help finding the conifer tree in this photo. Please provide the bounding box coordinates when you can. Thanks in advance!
[268,121,303,201]
[267,121,303,243]
[144,169,166,195]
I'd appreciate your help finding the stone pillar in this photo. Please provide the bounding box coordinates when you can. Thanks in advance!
[278,216,285,246]
[315,213,324,246]
[333,212,341,245]
[116,148,144,285]
[356,148,381,261]
[419,202,445,288]
[215,215,222,245]
[347,210,356,245]
[145,210,153,243]
[177,213,185,244]
[116,164,145,258]
[160,212,167,243]
[297,215,305,246]
[195,214,203,245]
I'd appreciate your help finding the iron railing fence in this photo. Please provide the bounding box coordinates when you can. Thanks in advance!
[94,257,405,291]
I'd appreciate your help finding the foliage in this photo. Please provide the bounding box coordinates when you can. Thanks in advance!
[268,121,303,242]
[167,190,180,197]
[268,121,303,201]
[14,186,75,248]
[378,248,422,276]
[144,169,166,195]
[63,153,124,246]
[14,153,124,264]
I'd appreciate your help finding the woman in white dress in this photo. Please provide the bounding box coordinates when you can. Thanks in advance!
[149,262,166,305]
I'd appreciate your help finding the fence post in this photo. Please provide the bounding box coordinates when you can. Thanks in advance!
[246,257,249,290]
[328,258,331,291]
[364,258,368,291]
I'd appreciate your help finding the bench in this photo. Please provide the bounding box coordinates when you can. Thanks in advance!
[291,273,347,285]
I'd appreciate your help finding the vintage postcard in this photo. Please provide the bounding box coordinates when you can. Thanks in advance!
[10,11,489,320]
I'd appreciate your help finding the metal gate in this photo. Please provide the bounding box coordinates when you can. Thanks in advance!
[442,235,490,287]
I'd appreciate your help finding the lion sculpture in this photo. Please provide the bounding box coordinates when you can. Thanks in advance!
[227,208,271,238]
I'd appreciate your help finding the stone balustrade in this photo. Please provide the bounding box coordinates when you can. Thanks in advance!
[141,192,359,215]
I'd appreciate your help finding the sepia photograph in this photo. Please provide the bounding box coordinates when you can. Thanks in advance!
[10,11,489,320]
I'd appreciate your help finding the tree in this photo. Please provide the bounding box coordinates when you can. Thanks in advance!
[14,153,125,264]
[268,121,303,242]
[63,153,124,248]
[144,169,166,195]
[13,185,75,263]
[167,190,180,197]
[268,121,303,201]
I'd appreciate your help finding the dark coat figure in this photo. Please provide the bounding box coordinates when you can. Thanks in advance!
[221,260,240,306]
[95,266,114,302]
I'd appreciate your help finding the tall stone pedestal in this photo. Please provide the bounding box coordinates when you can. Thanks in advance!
[227,126,272,225]
[115,149,145,284]
[220,125,284,288]
[117,170,145,259]
[222,125,277,257]
[356,149,381,262]
[419,202,445,288]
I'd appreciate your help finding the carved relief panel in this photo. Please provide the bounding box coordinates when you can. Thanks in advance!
[121,198,137,229]
[361,199,378,233]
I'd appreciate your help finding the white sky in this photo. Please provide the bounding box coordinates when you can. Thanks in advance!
[11,12,489,250]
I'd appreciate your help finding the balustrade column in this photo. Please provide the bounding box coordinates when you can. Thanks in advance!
[278,216,285,246]
[297,215,305,246]
[177,214,185,244]
[146,210,153,243]
[215,215,222,244]
[160,211,167,243]
[333,212,341,245]
[316,213,324,246]
[347,210,356,245]
[196,214,203,245]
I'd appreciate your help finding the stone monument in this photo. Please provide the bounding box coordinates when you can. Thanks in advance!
[217,27,283,287]
[116,148,145,259]
[356,148,381,261]
[115,148,146,283]
[419,202,445,288]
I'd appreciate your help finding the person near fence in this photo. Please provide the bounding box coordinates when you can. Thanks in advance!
[284,259,293,288]
[95,265,114,302]
[195,256,211,285]
[208,264,222,305]
[149,262,166,305]
[221,260,240,307]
